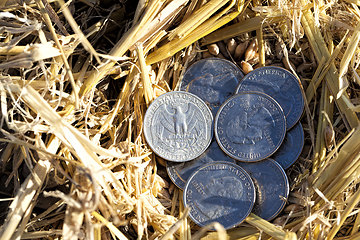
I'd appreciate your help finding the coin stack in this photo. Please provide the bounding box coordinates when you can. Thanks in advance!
[143,58,305,229]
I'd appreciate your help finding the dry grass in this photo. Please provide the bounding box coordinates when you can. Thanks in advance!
[0,0,360,239]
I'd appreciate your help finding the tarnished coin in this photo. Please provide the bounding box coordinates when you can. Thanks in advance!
[215,92,286,162]
[167,141,236,189]
[180,58,244,115]
[143,91,213,162]
[236,66,304,130]
[183,162,256,229]
[238,159,289,220]
[272,123,304,169]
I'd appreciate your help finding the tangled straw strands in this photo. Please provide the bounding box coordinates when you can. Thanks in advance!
[0,0,360,239]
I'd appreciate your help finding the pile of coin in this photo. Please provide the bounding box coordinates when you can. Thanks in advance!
[143,58,305,229]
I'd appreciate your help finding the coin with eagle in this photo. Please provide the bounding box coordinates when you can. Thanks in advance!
[144,91,213,162]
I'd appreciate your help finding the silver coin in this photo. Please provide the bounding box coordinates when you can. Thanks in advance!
[236,66,304,130]
[166,140,236,189]
[143,91,213,162]
[215,91,286,162]
[272,122,304,169]
[238,159,289,220]
[183,162,256,229]
[180,58,244,115]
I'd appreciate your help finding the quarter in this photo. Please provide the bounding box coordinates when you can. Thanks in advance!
[236,66,304,130]
[215,91,286,162]
[238,159,289,220]
[183,162,256,229]
[272,122,304,169]
[180,58,244,115]
[143,91,213,162]
[166,140,236,189]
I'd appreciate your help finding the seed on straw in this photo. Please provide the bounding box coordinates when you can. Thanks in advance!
[217,41,230,59]
[324,125,334,150]
[207,43,220,56]
[227,38,237,56]
[247,52,259,65]
[245,39,258,62]
[241,61,253,74]
[234,40,248,60]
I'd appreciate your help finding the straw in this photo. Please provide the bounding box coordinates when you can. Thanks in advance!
[2,0,360,239]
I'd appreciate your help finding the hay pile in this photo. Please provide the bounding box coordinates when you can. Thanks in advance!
[0,0,360,239]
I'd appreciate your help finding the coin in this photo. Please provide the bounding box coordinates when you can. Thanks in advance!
[215,91,286,162]
[143,91,213,162]
[166,140,236,189]
[238,159,289,220]
[236,66,304,130]
[180,58,244,115]
[272,122,304,169]
[183,162,256,229]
